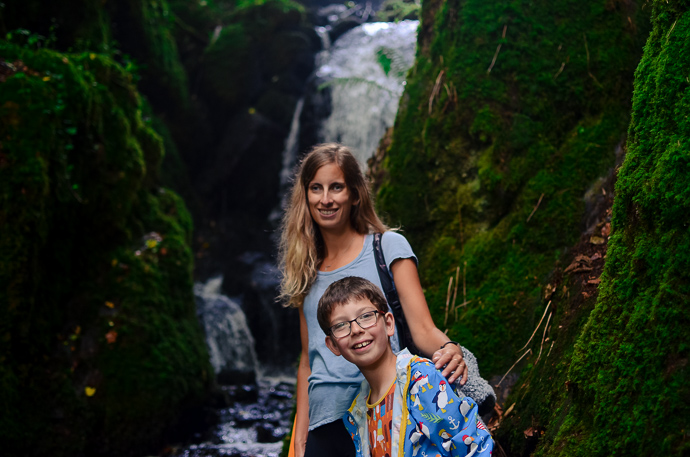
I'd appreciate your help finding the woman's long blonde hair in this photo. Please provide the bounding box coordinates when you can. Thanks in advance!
[278,143,388,307]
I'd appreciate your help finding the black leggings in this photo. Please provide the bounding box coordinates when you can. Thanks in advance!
[304,420,356,457]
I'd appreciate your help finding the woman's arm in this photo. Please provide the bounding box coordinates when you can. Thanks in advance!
[390,258,468,385]
[294,306,311,457]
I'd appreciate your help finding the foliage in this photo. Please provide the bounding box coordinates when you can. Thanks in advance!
[0,41,211,456]
[376,0,420,22]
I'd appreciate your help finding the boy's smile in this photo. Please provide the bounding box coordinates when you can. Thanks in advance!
[324,299,396,370]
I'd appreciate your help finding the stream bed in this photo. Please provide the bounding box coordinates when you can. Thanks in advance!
[173,377,295,457]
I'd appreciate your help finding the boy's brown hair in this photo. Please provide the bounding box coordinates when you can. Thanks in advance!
[317,276,389,335]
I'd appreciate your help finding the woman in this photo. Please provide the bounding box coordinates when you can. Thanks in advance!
[279,143,467,457]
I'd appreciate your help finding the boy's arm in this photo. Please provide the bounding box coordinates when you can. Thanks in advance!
[408,362,493,457]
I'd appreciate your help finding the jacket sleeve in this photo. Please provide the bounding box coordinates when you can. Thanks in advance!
[407,361,493,457]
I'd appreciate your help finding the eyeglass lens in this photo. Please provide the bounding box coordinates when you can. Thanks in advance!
[331,311,379,338]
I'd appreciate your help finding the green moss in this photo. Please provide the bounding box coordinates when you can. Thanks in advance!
[0,41,210,455]
[382,0,688,455]
[543,2,690,454]
[200,0,307,110]
[379,0,649,374]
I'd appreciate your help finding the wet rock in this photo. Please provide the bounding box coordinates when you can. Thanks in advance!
[256,423,284,443]
[224,384,260,403]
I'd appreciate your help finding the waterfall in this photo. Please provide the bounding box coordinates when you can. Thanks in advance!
[279,97,305,190]
[194,276,259,384]
[316,20,418,164]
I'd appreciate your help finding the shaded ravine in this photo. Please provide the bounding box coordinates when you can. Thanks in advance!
[171,17,419,457]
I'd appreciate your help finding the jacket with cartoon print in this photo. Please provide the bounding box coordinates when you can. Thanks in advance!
[343,349,493,457]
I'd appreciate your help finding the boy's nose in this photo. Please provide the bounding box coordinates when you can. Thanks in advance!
[350,321,366,335]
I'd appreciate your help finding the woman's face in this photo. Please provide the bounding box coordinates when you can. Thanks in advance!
[307,163,358,233]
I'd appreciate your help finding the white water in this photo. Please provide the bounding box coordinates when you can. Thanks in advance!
[317,20,418,164]
[194,276,259,380]
[280,97,305,189]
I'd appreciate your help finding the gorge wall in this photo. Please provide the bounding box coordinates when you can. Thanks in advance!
[1,0,315,454]
[377,0,688,455]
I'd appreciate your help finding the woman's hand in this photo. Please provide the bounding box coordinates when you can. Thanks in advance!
[432,343,468,385]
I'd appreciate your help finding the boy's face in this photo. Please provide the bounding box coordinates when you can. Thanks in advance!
[324,298,395,369]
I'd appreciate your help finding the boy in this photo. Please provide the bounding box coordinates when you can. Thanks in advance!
[317,276,494,457]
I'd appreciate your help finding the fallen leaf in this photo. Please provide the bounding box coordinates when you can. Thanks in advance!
[504,403,516,417]
[74,326,81,335]
[601,222,611,237]
[565,263,593,274]
[564,261,580,273]
[590,236,605,245]
[587,278,601,285]
[160,248,167,255]
[574,254,591,264]
[582,291,591,299]
[85,386,96,397]
[111,259,118,266]
[105,301,114,309]
[590,252,602,261]
[105,330,117,344]
[524,427,536,438]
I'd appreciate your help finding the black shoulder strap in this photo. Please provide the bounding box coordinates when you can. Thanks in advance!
[373,233,419,354]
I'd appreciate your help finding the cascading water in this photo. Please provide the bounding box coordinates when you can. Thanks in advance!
[195,276,259,384]
[316,20,418,164]
[275,19,418,215]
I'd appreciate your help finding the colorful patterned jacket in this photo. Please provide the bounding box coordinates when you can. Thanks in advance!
[343,349,493,457]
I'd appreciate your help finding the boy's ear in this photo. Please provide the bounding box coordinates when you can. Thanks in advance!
[384,312,395,337]
[325,335,342,357]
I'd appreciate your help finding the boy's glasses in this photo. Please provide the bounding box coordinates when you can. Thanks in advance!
[329,310,382,338]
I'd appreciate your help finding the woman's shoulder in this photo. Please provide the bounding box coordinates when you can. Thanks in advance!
[380,231,415,255]
[381,230,410,245]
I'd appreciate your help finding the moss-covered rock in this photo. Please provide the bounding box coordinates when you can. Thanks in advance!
[378,0,650,376]
[0,41,211,456]
[379,0,690,455]
[540,1,689,454]
[199,0,314,126]
[497,2,690,455]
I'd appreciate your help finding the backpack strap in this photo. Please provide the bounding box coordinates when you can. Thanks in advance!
[372,233,420,355]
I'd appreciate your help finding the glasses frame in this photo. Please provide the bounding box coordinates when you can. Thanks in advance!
[329,310,382,338]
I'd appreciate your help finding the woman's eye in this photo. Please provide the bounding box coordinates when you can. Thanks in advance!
[309,185,321,192]
[332,183,344,191]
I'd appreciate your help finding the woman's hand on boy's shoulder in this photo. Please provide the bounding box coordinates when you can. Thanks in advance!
[432,343,467,385]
